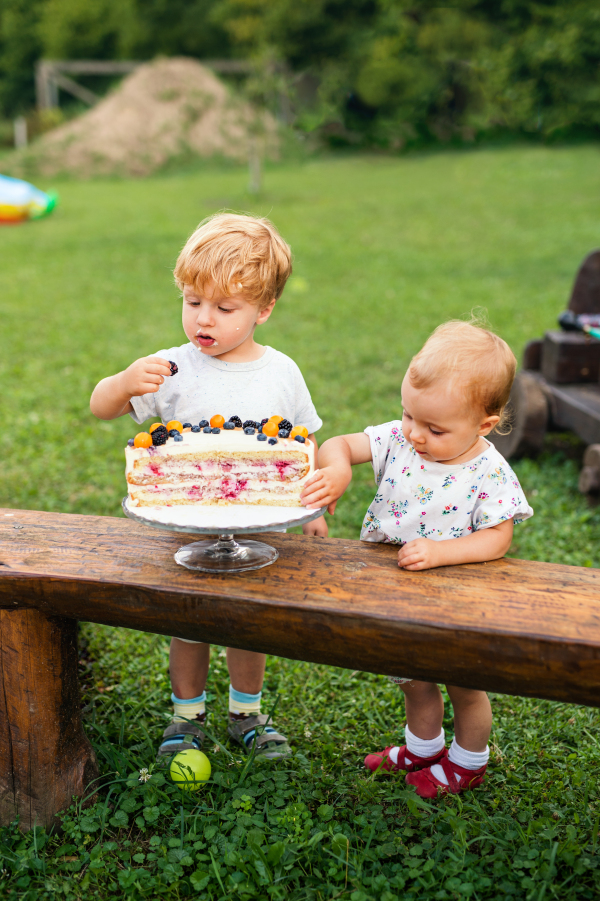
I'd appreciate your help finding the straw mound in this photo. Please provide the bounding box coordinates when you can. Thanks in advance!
[29,57,278,177]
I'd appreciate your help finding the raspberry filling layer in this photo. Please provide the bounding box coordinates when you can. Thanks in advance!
[129,458,307,486]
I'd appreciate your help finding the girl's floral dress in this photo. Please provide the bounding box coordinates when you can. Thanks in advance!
[361,422,533,545]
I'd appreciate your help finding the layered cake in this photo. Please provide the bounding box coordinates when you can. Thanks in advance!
[125,415,314,507]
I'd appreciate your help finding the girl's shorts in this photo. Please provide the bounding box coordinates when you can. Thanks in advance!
[388,675,413,685]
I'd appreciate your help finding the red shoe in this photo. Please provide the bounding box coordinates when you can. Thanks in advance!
[364,744,447,775]
[406,755,487,798]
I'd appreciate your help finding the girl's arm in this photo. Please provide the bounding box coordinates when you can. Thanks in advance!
[302,433,328,536]
[301,432,372,513]
[90,356,172,420]
[397,519,514,571]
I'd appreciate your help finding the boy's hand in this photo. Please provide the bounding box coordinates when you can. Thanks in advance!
[397,538,444,571]
[302,515,328,537]
[300,465,352,514]
[119,356,173,398]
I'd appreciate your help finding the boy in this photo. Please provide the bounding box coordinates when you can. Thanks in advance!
[91,213,327,758]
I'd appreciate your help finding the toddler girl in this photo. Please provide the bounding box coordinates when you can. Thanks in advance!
[301,320,533,796]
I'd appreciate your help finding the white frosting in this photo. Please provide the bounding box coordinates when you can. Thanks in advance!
[125,427,314,478]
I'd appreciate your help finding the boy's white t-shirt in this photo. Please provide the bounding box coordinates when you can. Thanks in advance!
[361,420,533,545]
[129,343,322,433]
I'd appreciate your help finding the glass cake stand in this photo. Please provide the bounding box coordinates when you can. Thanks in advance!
[122,498,327,573]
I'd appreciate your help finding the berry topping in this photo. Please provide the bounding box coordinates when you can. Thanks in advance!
[203,426,212,433]
[224,421,235,430]
[168,429,180,437]
[166,420,183,433]
[149,422,164,433]
[151,425,168,442]
[152,430,168,446]
[269,415,284,425]
[257,433,267,441]
[278,429,290,438]
[199,420,209,428]
[134,432,152,448]
[244,427,255,435]
[211,427,221,434]
[294,435,306,443]
[173,433,183,442]
[268,437,278,445]
[182,422,192,429]
[191,425,200,433]
[260,418,269,425]
[279,419,293,432]
[290,425,309,440]
[228,416,242,428]
[127,438,135,447]
[243,420,258,430]
[169,361,178,375]
[210,414,225,429]
[262,421,279,437]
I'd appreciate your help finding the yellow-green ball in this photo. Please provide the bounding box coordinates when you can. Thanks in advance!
[169,750,211,791]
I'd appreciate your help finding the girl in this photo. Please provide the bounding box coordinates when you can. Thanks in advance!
[301,320,533,797]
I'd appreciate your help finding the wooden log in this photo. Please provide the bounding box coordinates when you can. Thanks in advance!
[489,370,548,459]
[569,249,600,315]
[579,466,600,495]
[584,444,600,469]
[541,330,600,384]
[0,607,98,830]
[1,509,600,707]
[523,339,542,371]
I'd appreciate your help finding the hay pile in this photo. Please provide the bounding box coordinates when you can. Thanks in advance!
[25,57,278,178]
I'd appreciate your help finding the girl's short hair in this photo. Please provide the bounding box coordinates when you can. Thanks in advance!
[174,213,292,310]
[408,319,516,428]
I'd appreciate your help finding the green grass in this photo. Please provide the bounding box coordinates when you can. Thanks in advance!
[2,145,600,899]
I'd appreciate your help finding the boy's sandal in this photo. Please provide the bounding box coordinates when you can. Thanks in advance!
[227,714,290,760]
[157,721,206,757]
[405,757,487,798]
[365,745,447,774]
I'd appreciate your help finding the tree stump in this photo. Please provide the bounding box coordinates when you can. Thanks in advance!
[489,370,549,459]
[0,608,98,831]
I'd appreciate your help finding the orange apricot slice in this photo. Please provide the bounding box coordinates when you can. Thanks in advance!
[290,425,309,440]
[166,420,183,432]
[268,415,284,425]
[210,414,225,429]
[134,432,152,448]
[262,421,279,437]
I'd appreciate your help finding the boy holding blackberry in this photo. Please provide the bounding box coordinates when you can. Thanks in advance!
[91,213,326,758]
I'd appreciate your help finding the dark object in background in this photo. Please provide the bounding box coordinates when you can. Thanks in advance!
[491,250,600,502]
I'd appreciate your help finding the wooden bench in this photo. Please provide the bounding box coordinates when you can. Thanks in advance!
[1,507,599,831]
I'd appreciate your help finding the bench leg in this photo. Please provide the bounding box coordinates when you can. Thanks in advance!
[0,607,98,831]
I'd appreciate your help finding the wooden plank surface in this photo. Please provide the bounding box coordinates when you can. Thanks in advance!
[1,508,600,707]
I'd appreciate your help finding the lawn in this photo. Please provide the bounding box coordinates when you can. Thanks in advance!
[2,145,600,899]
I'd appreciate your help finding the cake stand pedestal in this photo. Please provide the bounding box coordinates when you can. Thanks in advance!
[122,499,326,574]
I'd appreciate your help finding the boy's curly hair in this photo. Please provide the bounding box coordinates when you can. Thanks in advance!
[407,317,517,432]
[174,212,292,310]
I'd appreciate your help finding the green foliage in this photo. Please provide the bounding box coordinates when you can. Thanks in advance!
[0,0,232,117]
[213,0,600,146]
[2,625,600,899]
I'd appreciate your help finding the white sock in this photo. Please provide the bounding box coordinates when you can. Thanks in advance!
[430,738,490,785]
[387,725,446,768]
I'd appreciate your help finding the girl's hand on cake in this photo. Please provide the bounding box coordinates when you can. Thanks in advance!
[120,356,173,397]
[300,466,351,514]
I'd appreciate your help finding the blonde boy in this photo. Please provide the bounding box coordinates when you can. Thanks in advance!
[302,321,533,796]
[91,213,326,758]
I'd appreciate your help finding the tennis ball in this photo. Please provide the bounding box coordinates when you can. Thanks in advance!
[169,749,211,791]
